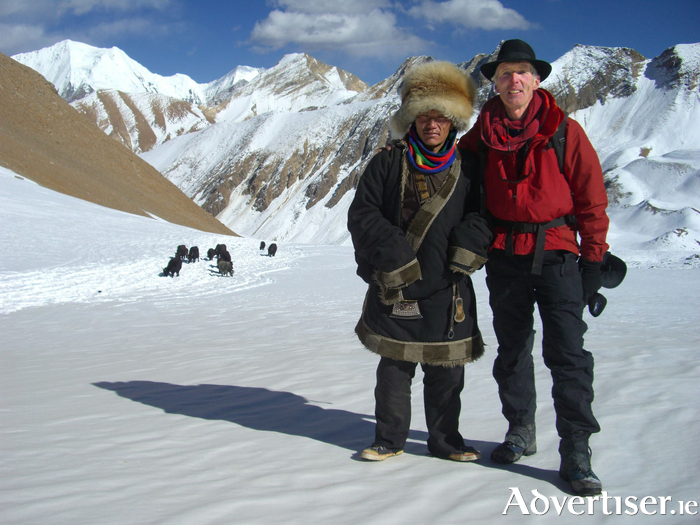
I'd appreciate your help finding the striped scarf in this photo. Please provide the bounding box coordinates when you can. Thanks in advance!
[407,125,457,174]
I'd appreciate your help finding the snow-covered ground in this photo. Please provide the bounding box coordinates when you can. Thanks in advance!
[2,166,700,524]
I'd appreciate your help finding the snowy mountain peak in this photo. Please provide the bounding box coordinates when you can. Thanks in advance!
[645,43,700,90]
[543,44,647,113]
[203,65,266,105]
[277,52,305,66]
[208,52,369,122]
[265,52,368,95]
[12,39,206,103]
[11,39,267,106]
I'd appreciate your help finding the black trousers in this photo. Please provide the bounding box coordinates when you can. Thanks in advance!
[373,356,466,457]
[486,250,600,438]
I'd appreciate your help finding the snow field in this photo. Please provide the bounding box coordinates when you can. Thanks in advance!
[2,167,700,524]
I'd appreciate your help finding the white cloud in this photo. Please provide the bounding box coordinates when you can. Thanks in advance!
[0,0,176,55]
[0,0,172,18]
[248,0,533,59]
[268,0,394,15]
[250,6,431,58]
[0,23,56,53]
[65,0,173,15]
[407,0,532,30]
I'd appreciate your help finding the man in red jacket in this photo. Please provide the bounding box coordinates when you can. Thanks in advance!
[458,39,609,496]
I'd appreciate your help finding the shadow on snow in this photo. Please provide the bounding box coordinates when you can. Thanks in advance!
[92,380,567,490]
[92,380,425,457]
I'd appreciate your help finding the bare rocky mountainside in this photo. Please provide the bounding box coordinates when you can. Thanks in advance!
[0,52,234,236]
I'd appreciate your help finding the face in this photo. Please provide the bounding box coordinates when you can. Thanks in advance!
[494,61,541,120]
[414,110,452,152]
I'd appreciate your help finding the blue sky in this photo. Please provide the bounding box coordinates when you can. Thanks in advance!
[1,0,698,86]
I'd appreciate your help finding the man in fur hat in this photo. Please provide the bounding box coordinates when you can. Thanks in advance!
[347,61,492,462]
[458,39,610,496]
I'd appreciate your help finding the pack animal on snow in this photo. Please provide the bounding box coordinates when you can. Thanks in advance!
[217,259,233,276]
[163,257,182,277]
[215,244,227,259]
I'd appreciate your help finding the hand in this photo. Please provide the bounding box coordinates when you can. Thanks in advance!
[579,258,602,304]
[378,139,399,153]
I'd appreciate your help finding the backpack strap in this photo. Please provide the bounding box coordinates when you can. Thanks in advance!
[477,139,488,216]
[549,115,568,179]
[490,215,577,274]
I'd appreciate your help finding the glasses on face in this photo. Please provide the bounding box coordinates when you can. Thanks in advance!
[415,114,451,126]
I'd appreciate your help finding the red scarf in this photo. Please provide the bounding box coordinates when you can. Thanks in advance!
[479,90,551,153]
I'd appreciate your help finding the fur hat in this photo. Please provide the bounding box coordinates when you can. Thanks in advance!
[389,61,476,138]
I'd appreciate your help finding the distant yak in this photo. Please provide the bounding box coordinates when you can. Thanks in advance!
[163,256,182,277]
[215,244,228,259]
[187,246,200,263]
[217,259,233,276]
[176,245,188,260]
[267,243,277,257]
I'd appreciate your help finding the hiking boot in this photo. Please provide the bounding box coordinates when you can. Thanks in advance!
[360,444,403,461]
[559,434,603,496]
[560,465,602,497]
[448,445,481,462]
[491,423,537,464]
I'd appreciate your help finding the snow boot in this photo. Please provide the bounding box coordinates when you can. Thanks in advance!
[558,433,602,496]
[491,423,537,464]
[447,445,481,462]
[360,444,403,461]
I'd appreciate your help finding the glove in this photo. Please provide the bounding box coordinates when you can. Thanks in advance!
[579,258,602,304]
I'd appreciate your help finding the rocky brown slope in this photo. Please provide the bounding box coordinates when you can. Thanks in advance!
[0,52,234,236]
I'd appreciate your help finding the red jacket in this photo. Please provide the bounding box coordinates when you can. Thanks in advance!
[458,89,609,262]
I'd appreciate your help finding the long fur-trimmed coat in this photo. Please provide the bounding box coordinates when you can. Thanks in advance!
[347,143,492,366]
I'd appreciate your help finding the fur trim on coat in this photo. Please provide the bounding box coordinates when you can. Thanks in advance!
[390,61,476,138]
[347,146,492,367]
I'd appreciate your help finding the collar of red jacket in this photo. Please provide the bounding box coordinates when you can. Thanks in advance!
[479,89,565,152]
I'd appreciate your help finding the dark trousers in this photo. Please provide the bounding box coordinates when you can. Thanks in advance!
[486,250,600,438]
[373,356,466,457]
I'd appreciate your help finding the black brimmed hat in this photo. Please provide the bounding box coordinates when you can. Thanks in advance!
[480,39,552,81]
[587,252,627,317]
[600,252,627,289]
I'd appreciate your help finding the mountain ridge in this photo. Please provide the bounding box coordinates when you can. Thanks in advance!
[9,40,700,265]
